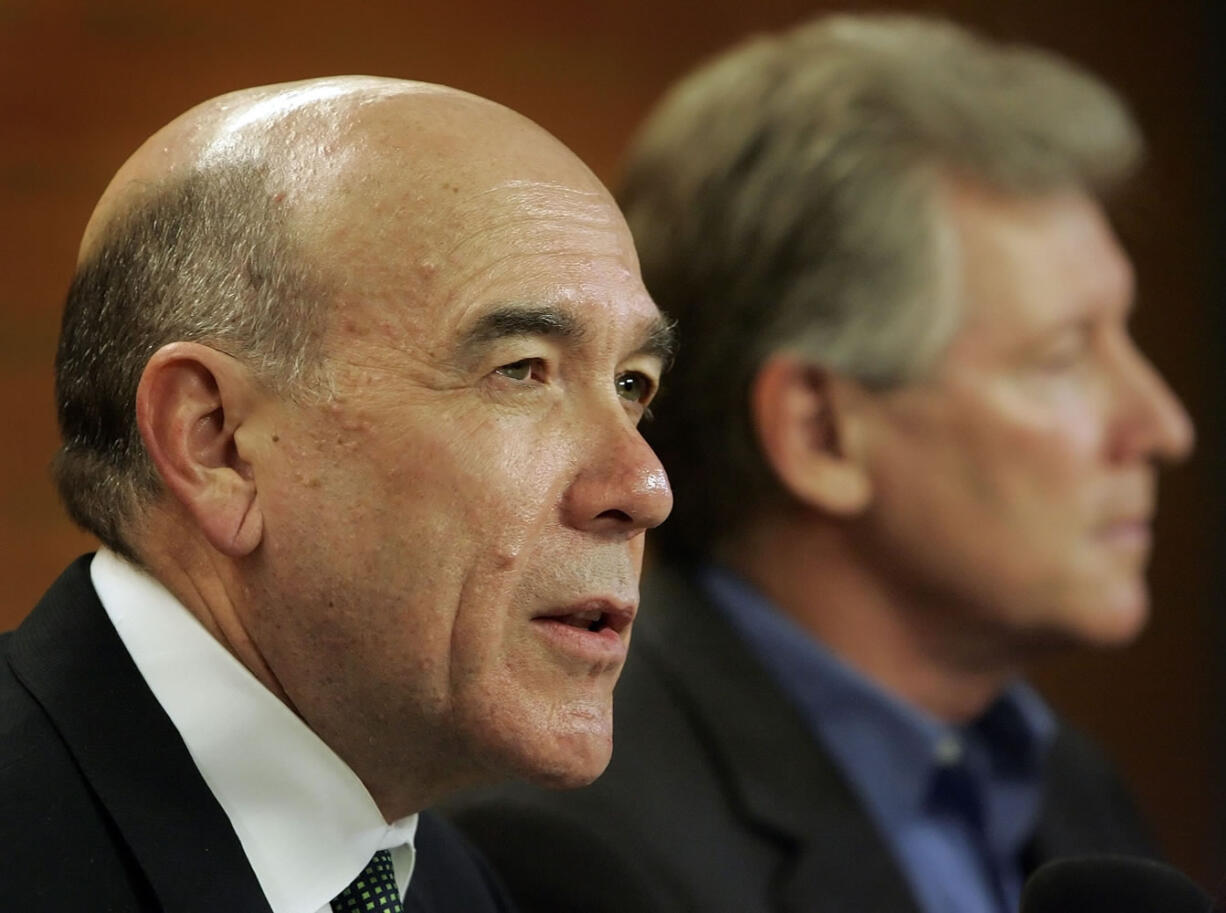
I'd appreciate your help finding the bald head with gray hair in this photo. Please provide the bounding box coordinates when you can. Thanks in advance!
[55,163,331,562]
[53,78,466,562]
[621,13,1144,560]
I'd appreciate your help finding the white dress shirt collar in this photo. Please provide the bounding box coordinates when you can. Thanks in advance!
[91,548,417,913]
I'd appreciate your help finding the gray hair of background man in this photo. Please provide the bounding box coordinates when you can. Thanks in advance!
[622,13,1143,561]
[54,165,331,562]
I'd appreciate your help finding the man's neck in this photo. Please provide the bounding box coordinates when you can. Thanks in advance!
[138,518,295,710]
[719,517,1021,724]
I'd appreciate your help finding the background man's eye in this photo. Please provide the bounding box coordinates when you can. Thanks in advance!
[1033,340,1091,376]
[496,359,534,381]
[615,372,653,403]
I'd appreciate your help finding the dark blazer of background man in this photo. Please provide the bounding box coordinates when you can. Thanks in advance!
[448,15,1195,913]
[0,76,674,911]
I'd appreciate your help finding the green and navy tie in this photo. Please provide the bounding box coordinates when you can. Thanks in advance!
[331,849,404,913]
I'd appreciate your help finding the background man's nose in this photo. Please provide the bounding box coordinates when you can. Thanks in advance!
[1109,343,1195,465]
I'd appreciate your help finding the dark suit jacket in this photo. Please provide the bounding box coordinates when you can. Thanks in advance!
[447,562,1158,913]
[0,555,514,913]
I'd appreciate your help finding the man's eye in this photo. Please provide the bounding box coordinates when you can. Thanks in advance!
[1032,326,1093,375]
[496,359,536,381]
[1034,341,1090,375]
[615,371,654,404]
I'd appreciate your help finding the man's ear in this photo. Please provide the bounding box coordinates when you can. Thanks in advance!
[136,341,264,557]
[751,355,872,516]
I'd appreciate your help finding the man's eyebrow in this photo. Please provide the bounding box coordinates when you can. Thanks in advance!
[460,305,589,352]
[458,304,676,366]
[635,314,677,367]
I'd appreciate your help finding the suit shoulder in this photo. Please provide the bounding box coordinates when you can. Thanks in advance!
[1038,722,1159,858]
[0,640,151,907]
[408,811,516,913]
[0,633,72,801]
[444,793,682,913]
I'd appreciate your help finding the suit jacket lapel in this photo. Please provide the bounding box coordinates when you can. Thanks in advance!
[639,564,920,913]
[8,556,272,913]
[1023,726,1158,872]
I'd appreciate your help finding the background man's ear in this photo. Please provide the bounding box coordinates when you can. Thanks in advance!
[136,341,264,557]
[751,355,872,517]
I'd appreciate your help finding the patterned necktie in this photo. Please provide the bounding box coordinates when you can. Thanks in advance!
[331,849,404,913]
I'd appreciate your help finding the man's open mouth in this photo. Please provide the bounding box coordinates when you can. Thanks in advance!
[534,601,634,635]
[553,608,610,632]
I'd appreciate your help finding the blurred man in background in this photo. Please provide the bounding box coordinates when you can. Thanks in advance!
[450,14,1194,913]
[0,76,672,911]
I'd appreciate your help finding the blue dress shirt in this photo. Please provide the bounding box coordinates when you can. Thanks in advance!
[700,565,1057,913]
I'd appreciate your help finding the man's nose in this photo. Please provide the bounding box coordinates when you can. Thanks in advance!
[1108,340,1195,465]
[562,417,674,537]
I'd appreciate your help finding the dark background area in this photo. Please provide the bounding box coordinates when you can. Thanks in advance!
[2,0,1220,886]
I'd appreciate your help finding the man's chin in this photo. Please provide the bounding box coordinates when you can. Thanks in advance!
[450,688,615,789]
[1046,582,1151,651]
[1084,600,1150,648]
[513,728,614,790]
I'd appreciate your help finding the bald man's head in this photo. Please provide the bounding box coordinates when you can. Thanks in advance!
[54,77,617,561]
[52,77,671,806]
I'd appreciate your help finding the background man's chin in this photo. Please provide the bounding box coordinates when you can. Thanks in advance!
[1083,598,1150,649]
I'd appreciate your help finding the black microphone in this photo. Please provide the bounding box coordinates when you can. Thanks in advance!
[1021,856,1215,913]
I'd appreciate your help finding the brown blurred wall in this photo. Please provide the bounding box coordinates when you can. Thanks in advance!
[2,0,1220,888]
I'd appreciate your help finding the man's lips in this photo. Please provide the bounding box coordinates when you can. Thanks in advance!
[535,599,635,633]
[1095,481,1155,553]
[530,599,635,664]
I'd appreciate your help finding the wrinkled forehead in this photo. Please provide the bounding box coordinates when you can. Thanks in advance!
[323,171,648,356]
[305,103,614,240]
[297,111,635,321]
